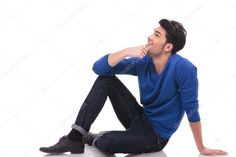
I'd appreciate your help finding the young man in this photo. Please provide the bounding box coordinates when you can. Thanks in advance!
[40,19,228,155]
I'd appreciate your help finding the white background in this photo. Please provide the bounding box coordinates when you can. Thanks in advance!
[0,0,236,157]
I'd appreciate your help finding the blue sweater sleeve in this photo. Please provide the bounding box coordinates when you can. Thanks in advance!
[92,54,139,76]
[175,59,200,122]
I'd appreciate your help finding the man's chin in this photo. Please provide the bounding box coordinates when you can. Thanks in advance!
[147,51,152,56]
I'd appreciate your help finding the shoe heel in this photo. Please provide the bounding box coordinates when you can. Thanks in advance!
[70,149,84,154]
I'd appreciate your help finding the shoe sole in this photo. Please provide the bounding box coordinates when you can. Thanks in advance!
[39,148,84,154]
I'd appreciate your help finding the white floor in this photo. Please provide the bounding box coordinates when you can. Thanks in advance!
[1,0,236,157]
[39,146,168,157]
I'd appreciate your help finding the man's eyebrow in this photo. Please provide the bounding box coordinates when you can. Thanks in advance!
[154,29,162,36]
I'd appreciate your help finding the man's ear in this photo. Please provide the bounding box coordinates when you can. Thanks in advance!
[164,43,173,52]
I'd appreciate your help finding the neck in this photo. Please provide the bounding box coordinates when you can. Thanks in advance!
[151,52,171,74]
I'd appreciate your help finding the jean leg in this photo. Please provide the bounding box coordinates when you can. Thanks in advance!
[108,76,142,129]
[95,114,164,154]
[73,76,141,133]
[74,76,109,132]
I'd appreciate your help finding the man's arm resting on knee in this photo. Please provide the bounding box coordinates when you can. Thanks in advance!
[190,121,228,155]
[93,45,149,76]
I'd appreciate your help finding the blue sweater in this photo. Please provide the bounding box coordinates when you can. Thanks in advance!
[92,54,200,139]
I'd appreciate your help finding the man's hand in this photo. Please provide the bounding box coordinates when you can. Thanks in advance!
[200,147,228,156]
[189,121,228,156]
[123,45,151,58]
[108,45,151,67]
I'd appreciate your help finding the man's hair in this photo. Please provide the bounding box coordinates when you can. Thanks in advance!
[159,19,187,54]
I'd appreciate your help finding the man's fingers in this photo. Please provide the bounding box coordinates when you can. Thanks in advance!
[142,46,149,54]
[217,150,228,155]
[203,149,228,156]
[145,44,152,50]
[136,50,146,58]
[139,52,145,58]
[141,49,147,54]
[129,45,149,58]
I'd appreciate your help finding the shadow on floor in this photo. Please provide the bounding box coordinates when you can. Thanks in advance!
[124,151,167,157]
[42,145,168,157]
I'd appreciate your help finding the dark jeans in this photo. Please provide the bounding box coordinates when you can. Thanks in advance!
[73,76,168,154]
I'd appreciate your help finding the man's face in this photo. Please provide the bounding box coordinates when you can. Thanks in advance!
[146,26,170,56]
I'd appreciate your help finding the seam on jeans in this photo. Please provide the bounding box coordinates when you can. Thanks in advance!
[141,114,161,145]
[110,84,139,112]
[110,84,134,114]
[110,85,133,128]
[71,124,87,135]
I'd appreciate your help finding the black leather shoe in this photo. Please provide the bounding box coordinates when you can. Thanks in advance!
[83,131,108,145]
[39,136,84,154]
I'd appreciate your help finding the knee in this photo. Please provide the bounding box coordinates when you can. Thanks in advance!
[96,76,117,85]
[97,75,116,80]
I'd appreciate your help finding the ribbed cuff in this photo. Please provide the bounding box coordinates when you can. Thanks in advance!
[71,124,87,135]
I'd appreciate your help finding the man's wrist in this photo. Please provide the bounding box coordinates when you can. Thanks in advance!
[121,48,130,58]
[107,49,128,67]
[198,145,205,152]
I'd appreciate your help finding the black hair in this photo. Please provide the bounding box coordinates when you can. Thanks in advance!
[159,19,187,54]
